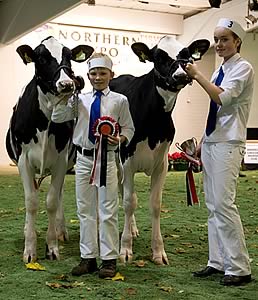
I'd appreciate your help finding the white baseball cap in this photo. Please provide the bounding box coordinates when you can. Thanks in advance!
[87,55,113,71]
[216,18,246,41]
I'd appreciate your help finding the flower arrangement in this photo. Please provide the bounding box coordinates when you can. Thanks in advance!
[168,152,188,171]
[168,152,187,163]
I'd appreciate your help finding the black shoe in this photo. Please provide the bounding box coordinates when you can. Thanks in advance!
[239,172,246,177]
[71,258,98,276]
[220,274,252,286]
[99,259,117,279]
[193,266,224,277]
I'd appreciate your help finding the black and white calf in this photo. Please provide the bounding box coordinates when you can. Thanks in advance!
[110,36,209,265]
[6,36,94,263]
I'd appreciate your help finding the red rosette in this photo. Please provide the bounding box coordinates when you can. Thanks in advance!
[93,116,120,138]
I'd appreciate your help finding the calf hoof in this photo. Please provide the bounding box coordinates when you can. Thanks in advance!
[23,254,37,264]
[153,255,169,265]
[23,249,37,263]
[120,253,133,264]
[45,245,59,260]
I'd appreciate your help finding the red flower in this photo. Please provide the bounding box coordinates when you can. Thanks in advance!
[168,152,186,162]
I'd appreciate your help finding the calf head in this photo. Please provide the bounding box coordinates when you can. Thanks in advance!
[16,36,94,99]
[132,36,210,92]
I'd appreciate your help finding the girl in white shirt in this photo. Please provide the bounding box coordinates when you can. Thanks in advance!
[185,18,254,286]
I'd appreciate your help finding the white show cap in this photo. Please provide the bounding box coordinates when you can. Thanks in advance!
[216,18,246,41]
[87,56,113,71]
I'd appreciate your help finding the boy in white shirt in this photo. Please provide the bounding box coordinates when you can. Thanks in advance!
[52,53,135,278]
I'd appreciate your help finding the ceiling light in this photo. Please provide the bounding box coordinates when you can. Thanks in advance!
[249,0,258,11]
[245,14,258,24]
[169,4,180,9]
[87,0,95,5]
[209,0,221,8]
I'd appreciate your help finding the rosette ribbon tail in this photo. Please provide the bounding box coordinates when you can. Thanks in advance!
[90,134,108,187]
[117,137,124,184]
[100,135,108,187]
[186,165,199,206]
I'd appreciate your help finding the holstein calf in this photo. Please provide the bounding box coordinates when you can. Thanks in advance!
[110,36,209,265]
[6,36,94,263]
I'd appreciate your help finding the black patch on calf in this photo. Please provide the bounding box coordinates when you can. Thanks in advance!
[34,45,60,95]
[110,70,175,161]
[6,128,21,164]
[151,47,191,92]
[13,78,48,145]
[49,121,74,153]
[176,47,191,61]
[6,76,74,161]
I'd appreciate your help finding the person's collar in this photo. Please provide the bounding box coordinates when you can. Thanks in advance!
[222,53,241,69]
[93,86,110,96]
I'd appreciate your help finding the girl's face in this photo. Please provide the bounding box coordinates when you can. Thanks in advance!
[87,67,114,91]
[214,27,241,61]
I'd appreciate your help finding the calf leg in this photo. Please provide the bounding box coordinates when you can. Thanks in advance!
[45,170,67,260]
[131,213,139,238]
[150,158,169,265]
[56,185,69,242]
[120,172,137,264]
[19,159,39,263]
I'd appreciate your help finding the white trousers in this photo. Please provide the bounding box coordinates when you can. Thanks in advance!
[75,151,119,260]
[202,142,251,276]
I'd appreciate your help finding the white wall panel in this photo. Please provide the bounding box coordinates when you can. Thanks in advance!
[52,4,183,35]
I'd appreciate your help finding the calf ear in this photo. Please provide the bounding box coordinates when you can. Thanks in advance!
[16,45,35,65]
[188,39,210,61]
[131,43,152,63]
[71,45,94,62]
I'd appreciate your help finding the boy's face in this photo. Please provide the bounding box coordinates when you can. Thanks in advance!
[87,67,114,91]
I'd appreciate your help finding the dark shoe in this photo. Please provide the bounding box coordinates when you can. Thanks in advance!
[193,266,224,277]
[220,274,252,286]
[239,172,246,177]
[99,259,117,278]
[71,258,98,276]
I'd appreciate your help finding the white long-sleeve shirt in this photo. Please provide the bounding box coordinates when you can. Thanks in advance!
[51,87,135,150]
[204,53,254,143]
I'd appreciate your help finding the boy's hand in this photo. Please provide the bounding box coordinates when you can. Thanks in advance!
[107,135,126,145]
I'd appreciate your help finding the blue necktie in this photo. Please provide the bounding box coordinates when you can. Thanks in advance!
[205,66,224,136]
[89,90,102,144]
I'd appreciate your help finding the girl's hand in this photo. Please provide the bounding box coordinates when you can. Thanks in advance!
[196,143,202,158]
[185,62,199,79]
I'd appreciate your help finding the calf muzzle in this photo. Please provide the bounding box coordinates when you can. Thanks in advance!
[73,75,85,91]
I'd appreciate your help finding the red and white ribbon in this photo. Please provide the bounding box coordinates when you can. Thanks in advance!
[90,116,121,187]
[186,166,199,206]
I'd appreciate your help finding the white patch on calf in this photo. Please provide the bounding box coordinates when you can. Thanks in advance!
[156,87,178,112]
[172,64,187,78]
[126,140,169,176]
[56,69,74,94]
[22,127,67,176]
[43,37,75,98]
[157,36,184,59]
[37,87,53,118]
[43,37,63,64]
